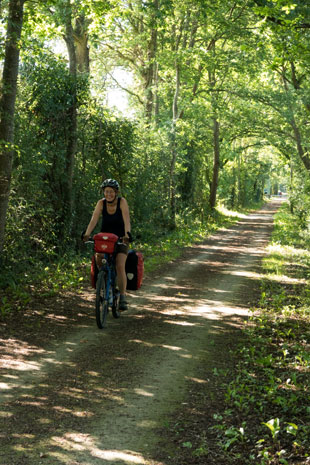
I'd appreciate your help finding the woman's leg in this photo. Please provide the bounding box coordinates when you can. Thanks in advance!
[116,252,127,296]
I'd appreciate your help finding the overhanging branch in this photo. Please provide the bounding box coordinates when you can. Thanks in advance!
[107,71,144,106]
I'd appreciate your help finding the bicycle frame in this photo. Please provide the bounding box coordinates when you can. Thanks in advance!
[85,233,132,329]
[94,242,121,329]
[100,253,117,306]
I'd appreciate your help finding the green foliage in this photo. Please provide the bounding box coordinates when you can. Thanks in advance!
[273,201,310,248]
[3,192,58,265]
[5,44,137,258]
[14,47,86,239]
[1,0,306,310]
[138,205,238,272]
[0,251,86,315]
[74,101,137,237]
[2,3,310,463]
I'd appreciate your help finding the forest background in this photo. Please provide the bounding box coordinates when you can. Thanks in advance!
[1,0,310,290]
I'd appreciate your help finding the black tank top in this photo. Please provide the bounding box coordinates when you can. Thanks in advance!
[101,197,125,238]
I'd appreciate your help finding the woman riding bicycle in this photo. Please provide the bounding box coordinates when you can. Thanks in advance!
[83,179,131,311]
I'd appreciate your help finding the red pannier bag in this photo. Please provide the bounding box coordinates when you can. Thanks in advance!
[126,250,144,290]
[93,232,118,254]
[90,255,98,289]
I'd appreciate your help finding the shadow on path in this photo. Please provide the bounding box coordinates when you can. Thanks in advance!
[0,202,280,465]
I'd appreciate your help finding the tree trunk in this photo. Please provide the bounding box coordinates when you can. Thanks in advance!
[291,120,310,171]
[73,14,90,74]
[0,0,25,253]
[208,41,221,212]
[290,156,294,214]
[63,5,78,236]
[169,62,180,229]
[230,166,236,209]
[282,66,310,172]
[154,61,160,120]
[209,118,220,210]
[237,151,242,205]
[144,0,158,123]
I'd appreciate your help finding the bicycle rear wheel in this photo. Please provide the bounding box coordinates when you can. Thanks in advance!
[95,270,108,329]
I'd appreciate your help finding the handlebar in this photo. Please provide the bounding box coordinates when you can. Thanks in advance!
[82,231,133,244]
[84,238,94,244]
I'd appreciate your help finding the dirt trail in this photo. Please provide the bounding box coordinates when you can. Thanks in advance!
[0,202,279,465]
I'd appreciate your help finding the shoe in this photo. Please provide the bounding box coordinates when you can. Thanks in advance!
[119,296,128,311]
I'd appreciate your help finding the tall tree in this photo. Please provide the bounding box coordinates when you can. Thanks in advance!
[62,0,78,234]
[47,0,91,235]
[100,0,166,121]
[252,0,310,174]
[0,0,25,253]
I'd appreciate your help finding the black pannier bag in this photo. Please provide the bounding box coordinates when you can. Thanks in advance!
[125,250,144,290]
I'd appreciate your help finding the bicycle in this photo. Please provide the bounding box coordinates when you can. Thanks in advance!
[86,232,131,329]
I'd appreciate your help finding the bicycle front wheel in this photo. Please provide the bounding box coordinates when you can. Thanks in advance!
[112,288,120,319]
[95,271,108,329]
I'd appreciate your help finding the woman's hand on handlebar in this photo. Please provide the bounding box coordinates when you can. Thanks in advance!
[81,230,88,242]
[122,231,133,245]
[81,230,93,243]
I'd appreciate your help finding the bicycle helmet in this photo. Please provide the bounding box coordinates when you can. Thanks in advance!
[101,179,120,191]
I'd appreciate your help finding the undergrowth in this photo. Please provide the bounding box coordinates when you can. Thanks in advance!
[211,202,310,464]
[140,205,241,273]
[0,205,240,315]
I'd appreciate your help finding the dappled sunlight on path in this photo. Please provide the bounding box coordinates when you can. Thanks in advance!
[0,202,279,465]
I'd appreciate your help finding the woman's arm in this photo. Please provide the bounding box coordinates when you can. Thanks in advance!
[84,200,103,239]
[120,197,131,238]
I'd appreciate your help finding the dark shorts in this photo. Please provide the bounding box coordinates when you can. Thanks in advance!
[95,242,128,264]
[115,242,129,255]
